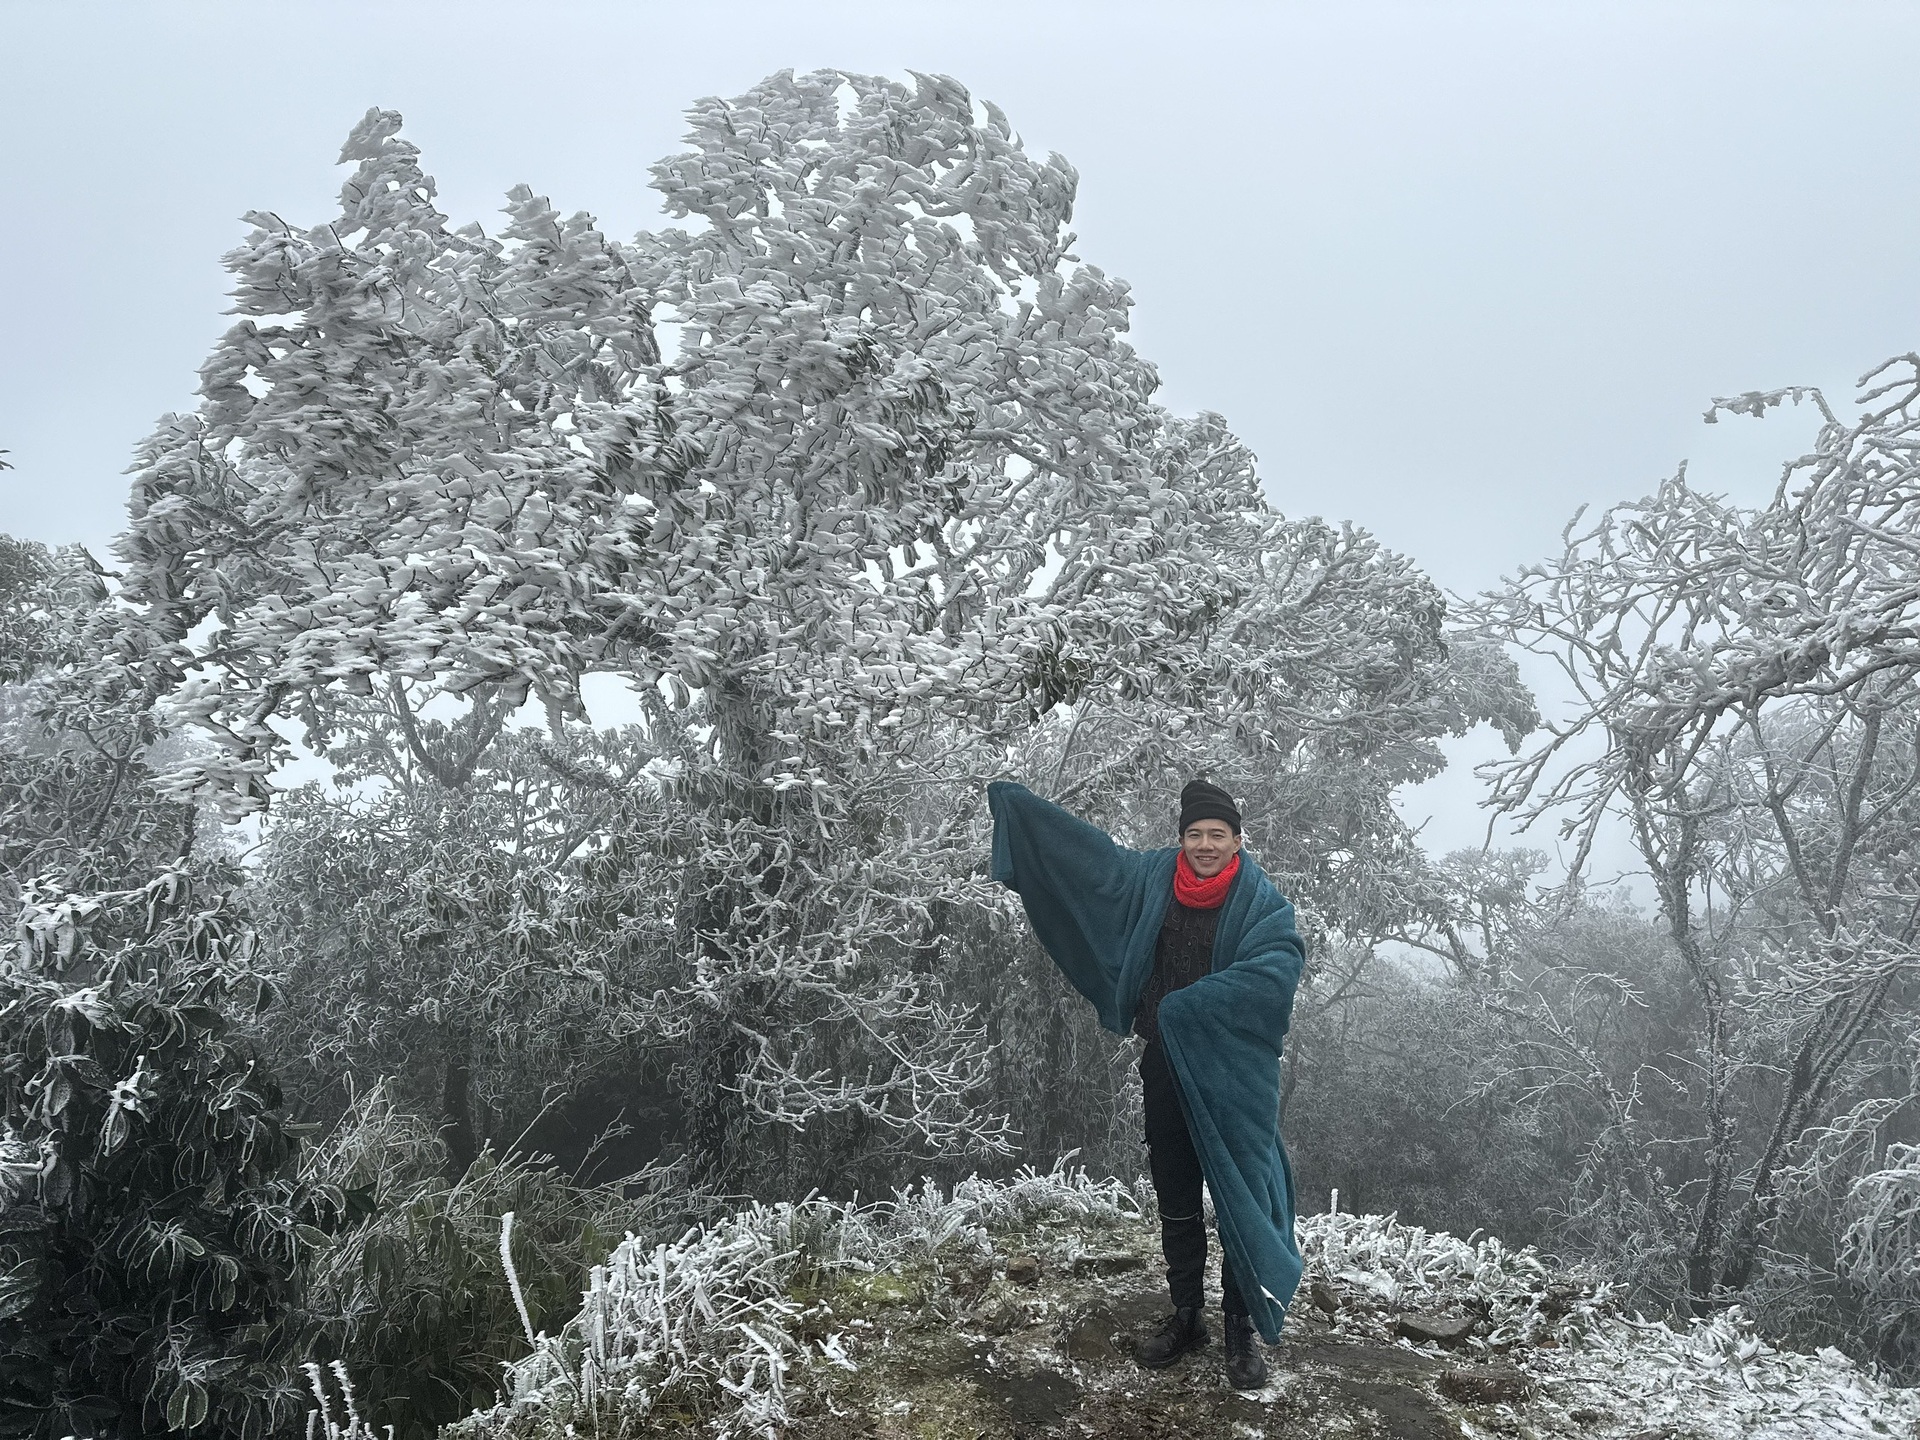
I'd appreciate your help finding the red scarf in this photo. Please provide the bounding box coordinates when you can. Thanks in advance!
[1173,849,1240,909]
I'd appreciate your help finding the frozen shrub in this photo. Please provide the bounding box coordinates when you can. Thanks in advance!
[0,868,334,1440]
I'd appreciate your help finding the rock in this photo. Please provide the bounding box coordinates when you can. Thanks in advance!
[1394,1311,1476,1347]
[1005,1253,1043,1287]
[1311,1280,1340,1315]
[1062,1305,1123,1362]
[941,1260,993,1302]
[1437,1364,1535,1405]
[970,1296,1026,1335]
[1068,1250,1146,1277]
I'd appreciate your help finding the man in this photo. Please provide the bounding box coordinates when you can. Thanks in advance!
[987,777,1306,1391]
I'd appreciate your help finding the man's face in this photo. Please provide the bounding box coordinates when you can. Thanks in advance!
[1181,819,1241,878]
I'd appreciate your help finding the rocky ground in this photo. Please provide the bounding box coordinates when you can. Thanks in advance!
[453,1172,1920,1440]
[767,1208,1920,1440]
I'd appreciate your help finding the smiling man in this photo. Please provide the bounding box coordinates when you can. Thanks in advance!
[987,777,1307,1391]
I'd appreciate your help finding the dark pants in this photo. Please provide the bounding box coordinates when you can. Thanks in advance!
[1140,1039,1248,1316]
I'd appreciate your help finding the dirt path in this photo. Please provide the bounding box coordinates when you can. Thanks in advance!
[779,1215,1541,1439]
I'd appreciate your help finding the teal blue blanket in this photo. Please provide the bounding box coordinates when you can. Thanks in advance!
[987,780,1307,1342]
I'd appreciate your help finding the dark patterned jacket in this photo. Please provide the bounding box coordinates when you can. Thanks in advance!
[1130,899,1221,1045]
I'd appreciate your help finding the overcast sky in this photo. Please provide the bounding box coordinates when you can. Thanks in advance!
[4,0,1915,863]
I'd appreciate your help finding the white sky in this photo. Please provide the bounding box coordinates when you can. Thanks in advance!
[3,0,1913,870]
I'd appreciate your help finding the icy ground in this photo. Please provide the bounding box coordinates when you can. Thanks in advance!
[448,1162,1920,1439]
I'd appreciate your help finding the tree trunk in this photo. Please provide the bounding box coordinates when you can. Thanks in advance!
[443,1052,477,1179]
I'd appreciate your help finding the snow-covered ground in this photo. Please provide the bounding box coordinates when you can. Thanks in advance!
[1300,1210,1920,1440]
[405,1163,1920,1439]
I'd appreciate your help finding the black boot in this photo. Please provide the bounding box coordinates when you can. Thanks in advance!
[1134,1304,1210,1369]
[1222,1310,1267,1389]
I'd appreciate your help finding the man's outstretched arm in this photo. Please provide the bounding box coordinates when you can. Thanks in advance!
[987,780,1165,1034]
[988,780,1143,893]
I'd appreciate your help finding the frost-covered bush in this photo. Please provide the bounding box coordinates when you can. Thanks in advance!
[1298,1209,1616,1348]
[0,868,332,1440]
[1837,1140,1920,1360]
[1298,1209,1920,1438]
[446,1157,1141,1440]
[250,727,679,1180]
[1578,1305,1920,1439]
[295,1085,664,1440]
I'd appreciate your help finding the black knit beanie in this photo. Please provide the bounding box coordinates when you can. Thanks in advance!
[1178,779,1242,835]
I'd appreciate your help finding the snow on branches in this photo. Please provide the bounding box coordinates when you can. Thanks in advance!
[101,71,1524,1196]
[1468,357,1920,1314]
[118,73,1278,821]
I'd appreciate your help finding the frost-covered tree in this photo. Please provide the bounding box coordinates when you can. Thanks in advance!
[118,73,1254,813]
[111,71,1530,1200]
[0,536,65,687]
[252,707,680,1176]
[0,535,194,904]
[1472,358,1920,1347]
[1013,509,1534,946]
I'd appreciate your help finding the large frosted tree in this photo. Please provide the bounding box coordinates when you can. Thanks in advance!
[119,72,1256,809]
[109,70,1527,1195]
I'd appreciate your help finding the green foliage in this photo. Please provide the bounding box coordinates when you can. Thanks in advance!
[0,867,337,1440]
